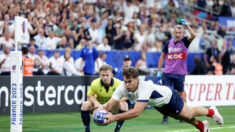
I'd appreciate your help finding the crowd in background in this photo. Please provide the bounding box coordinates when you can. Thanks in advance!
[0,0,235,76]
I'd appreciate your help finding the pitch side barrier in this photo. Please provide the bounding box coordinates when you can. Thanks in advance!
[0,76,98,114]
[1,75,235,114]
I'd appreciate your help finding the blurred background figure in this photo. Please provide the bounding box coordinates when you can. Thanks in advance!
[191,56,207,75]
[0,46,11,75]
[94,52,107,74]
[116,55,132,81]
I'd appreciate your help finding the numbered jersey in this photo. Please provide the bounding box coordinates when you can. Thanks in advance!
[112,80,172,107]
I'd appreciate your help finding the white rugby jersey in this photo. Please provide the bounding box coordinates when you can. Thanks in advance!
[112,80,173,107]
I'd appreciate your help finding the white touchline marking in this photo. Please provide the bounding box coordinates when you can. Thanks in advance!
[165,126,235,132]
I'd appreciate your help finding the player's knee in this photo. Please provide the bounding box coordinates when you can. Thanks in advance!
[81,101,91,110]
[119,102,128,111]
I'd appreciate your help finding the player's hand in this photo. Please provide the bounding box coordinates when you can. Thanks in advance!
[103,112,115,126]
[181,19,188,26]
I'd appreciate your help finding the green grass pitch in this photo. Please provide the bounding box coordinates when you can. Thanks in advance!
[0,106,235,132]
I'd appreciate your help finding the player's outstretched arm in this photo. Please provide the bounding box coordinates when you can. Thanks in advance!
[103,98,119,112]
[104,101,147,125]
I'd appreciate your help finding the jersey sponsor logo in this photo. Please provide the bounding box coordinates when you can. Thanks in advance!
[166,53,187,60]
[168,47,182,53]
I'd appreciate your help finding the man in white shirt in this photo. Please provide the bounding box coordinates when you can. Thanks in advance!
[46,31,62,50]
[28,45,39,75]
[100,67,224,132]
[94,53,107,74]
[0,32,15,49]
[47,51,64,75]
[97,37,111,51]
[35,50,50,75]
[34,28,47,49]
[0,46,11,75]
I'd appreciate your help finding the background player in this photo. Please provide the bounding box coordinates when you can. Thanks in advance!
[157,19,196,123]
[81,64,128,132]
[101,67,223,132]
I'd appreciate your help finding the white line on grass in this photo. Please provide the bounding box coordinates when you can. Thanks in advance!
[166,126,235,132]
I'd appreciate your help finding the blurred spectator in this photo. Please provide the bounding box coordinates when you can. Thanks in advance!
[94,52,107,74]
[116,55,132,81]
[46,31,62,50]
[221,40,234,74]
[113,24,125,50]
[75,38,86,50]
[156,26,166,42]
[123,30,135,50]
[197,0,207,10]
[27,39,39,50]
[35,50,50,75]
[48,51,64,75]
[54,23,65,37]
[134,24,147,51]
[56,36,69,49]
[75,57,85,76]
[217,25,227,38]
[34,28,47,49]
[230,53,235,74]
[80,39,98,75]
[43,16,54,37]
[27,45,39,75]
[135,52,147,69]
[231,1,235,17]
[105,17,116,47]
[97,37,111,51]
[22,47,33,76]
[28,17,42,39]
[63,52,82,76]
[0,46,11,75]
[191,56,207,75]
[203,40,221,72]
[0,32,15,49]
[210,56,223,75]
[219,0,232,17]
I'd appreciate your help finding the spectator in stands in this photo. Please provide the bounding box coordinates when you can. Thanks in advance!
[46,31,61,50]
[0,31,15,49]
[156,26,166,42]
[22,47,33,76]
[203,40,221,73]
[56,36,69,49]
[197,0,207,11]
[231,1,235,17]
[27,39,38,50]
[28,17,42,39]
[212,0,220,17]
[95,53,107,74]
[35,50,49,75]
[97,37,111,51]
[123,30,135,50]
[80,39,98,75]
[116,55,132,81]
[219,0,232,17]
[113,24,125,50]
[34,28,47,49]
[135,52,147,69]
[54,23,65,37]
[221,40,234,74]
[217,25,227,38]
[75,38,86,50]
[43,16,54,37]
[28,45,40,75]
[134,24,147,51]
[105,17,116,47]
[64,52,82,76]
[0,46,11,75]
[210,56,223,75]
[191,56,207,75]
[75,57,85,76]
[48,51,64,75]
[230,53,235,74]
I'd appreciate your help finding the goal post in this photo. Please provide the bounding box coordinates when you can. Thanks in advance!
[10,16,29,132]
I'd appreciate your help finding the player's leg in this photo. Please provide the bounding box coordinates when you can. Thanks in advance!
[112,101,128,132]
[81,101,95,132]
[161,73,174,124]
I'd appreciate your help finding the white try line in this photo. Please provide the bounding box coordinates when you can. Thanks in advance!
[166,126,235,132]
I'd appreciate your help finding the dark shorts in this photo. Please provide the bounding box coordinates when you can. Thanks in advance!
[162,73,185,92]
[154,88,184,115]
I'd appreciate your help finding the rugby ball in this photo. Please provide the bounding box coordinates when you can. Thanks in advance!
[93,110,108,126]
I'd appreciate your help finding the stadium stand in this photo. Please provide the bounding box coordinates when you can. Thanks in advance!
[0,0,234,75]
